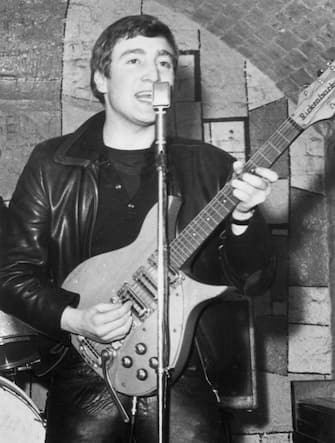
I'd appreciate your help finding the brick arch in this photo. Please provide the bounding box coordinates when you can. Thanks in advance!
[154,0,335,101]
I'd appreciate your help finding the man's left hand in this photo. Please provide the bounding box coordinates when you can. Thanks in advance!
[231,160,278,214]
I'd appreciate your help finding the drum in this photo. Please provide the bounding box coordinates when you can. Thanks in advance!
[0,375,45,442]
[0,311,40,372]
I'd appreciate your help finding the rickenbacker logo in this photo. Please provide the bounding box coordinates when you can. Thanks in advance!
[299,80,335,120]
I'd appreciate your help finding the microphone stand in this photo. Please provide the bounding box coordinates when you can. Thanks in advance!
[152,81,171,443]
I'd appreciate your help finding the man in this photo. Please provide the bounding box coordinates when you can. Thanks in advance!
[0,14,277,443]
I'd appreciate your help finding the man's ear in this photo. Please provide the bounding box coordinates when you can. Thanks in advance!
[94,70,108,94]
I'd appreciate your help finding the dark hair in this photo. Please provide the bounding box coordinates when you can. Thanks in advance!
[90,14,179,103]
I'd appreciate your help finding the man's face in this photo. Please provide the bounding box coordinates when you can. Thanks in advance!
[95,35,176,129]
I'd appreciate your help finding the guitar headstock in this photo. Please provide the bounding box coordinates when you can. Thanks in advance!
[291,60,335,129]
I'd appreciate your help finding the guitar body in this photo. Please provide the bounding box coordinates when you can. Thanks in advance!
[62,200,228,396]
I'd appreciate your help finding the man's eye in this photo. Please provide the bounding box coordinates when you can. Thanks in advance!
[159,60,172,69]
[127,58,140,64]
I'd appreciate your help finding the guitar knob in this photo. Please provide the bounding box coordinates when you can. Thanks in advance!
[137,368,148,380]
[121,356,133,368]
[135,343,147,355]
[149,357,158,369]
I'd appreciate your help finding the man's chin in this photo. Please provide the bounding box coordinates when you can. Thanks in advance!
[136,113,156,127]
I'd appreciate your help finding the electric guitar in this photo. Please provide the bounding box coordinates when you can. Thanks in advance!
[62,61,335,397]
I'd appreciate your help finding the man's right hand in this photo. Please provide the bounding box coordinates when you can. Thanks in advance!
[60,300,133,343]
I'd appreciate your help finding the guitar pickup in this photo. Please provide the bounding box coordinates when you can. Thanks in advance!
[133,267,157,299]
[147,254,179,286]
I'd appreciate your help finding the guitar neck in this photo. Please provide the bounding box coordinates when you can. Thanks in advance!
[170,116,303,269]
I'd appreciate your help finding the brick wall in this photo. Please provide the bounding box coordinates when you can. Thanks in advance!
[1,1,334,443]
[0,0,68,200]
[155,0,335,103]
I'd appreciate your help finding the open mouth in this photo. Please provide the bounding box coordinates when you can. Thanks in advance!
[135,91,153,103]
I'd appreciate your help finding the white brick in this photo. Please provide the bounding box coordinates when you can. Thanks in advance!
[289,286,330,325]
[290,125,325,194]
[232,434,260,443]
[288,324,331,373]
[62,96,101,134]
[200,34,246,118]
[262,433,293,443]
[246,61,284,111]
[260,179,289,224]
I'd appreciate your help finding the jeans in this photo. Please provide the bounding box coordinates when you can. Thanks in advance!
[45,347,227,442]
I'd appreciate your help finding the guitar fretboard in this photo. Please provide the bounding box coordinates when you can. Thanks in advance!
[169,117,302,269]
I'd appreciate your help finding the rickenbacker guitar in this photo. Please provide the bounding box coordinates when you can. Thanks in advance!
[62,61,335,397]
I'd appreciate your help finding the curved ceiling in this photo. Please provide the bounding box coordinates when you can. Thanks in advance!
[157,0,335,102]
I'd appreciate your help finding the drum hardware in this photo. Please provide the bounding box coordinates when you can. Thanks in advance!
[0,311,41,373]
[0,335,41,372]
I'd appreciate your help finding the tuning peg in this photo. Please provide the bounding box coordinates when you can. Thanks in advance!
[298,84,310,96]
[318,61,335,76]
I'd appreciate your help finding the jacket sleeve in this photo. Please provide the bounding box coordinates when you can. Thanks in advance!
[179,144,276,292]
[0,148,80,342]
[219,208,276,295]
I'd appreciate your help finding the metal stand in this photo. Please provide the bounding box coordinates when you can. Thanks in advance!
[152,81,171,443]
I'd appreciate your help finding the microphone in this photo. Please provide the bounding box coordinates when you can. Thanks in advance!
[152,82,171,157]
[152,81,171,110]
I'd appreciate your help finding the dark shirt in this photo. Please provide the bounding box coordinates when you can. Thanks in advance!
[92,144,157,255]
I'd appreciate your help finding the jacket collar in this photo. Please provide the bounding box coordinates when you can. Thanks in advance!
[54,111,106,167]
[53,110,183,168]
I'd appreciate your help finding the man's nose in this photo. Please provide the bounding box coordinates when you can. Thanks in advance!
[142,62,160,82]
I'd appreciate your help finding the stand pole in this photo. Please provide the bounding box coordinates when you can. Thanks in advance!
[152,81,171,443]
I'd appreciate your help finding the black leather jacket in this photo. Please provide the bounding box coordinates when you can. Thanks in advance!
[0,112,275,346]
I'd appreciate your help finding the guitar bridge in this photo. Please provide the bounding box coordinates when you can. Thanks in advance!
[118,283,150,320]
